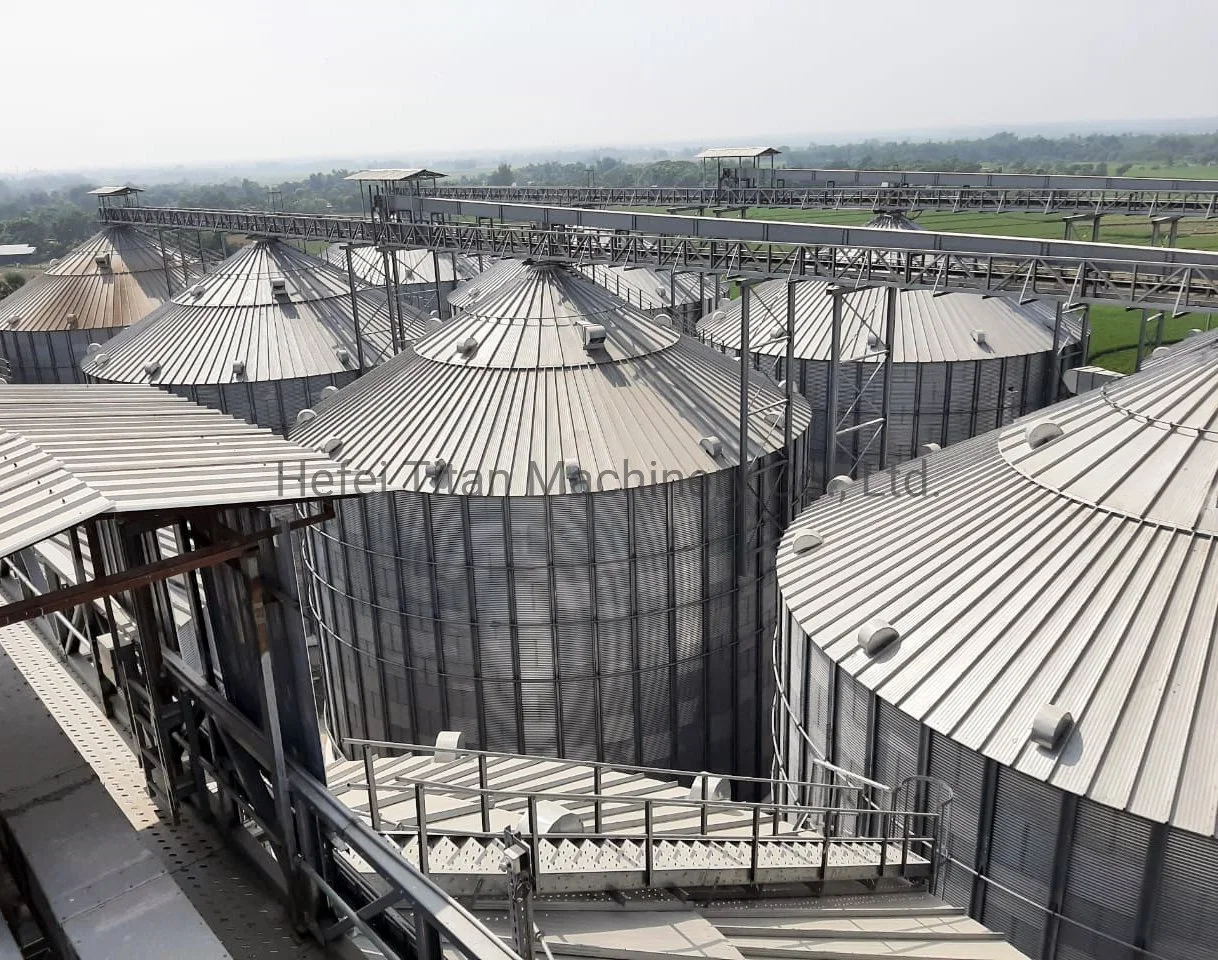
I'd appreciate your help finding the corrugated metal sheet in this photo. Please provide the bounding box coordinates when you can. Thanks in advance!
[293,263,811,495]
[0,384,339,521]
[698,279,1079,363]
[775,342,1218,837]
[575,263,704,309]
[82,239,399,385]
[322,243,479,288]
[344,169,445,181]
[0,227,179,333]
[695,147,782,159]
[447,258,532,311]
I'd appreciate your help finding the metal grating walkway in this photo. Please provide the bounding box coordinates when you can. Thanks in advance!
[0,617,331,960]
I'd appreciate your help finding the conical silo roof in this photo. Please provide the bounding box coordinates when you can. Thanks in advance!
[0,226,182,332]
[293,261,812,495]
[775,340,1218,835]
[323,243,480,286]
[447,257,532,311]
[82,239,405,385]
[697,280,1077,362]
[865,211,925,230]
[575,263,705,310]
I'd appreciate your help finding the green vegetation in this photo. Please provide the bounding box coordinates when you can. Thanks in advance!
[0,271,25,299]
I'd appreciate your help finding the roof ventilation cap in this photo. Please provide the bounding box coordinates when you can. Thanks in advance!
[867,332,882,349]
[401,266,416,280]
[791,531,823,554]
[65,314,79,329]
[296,408,317,425]
[188,284,206,300]
[94,253,111,269]
[429,309,441,320]
[143,360,160,376]
[919,442,941,456]
[564,459,584,483]
[231,359,246,377]
[434,730,464,763]
[659,287,671,301]
[688,774,730,802]
[1025,421,1064,449]
[655,312,673,327]
[1030,704,1074,751]
[336,347,352,366]
[971,329,987,346]
[826,474,853,495]
[1188,328,1204,338]
[269,278,288,296]
[1150,346,1171,358]
[321,385,339,399]
[581,324,608,349]
[857,619,900,656]
[456,336,479,356]
[86,342,102,356]
[700,435,723,458]
[467,287,481,301]
[6,316,20,327]
[320,435,343,455]
[518,800,585,836]
[770,324,786,341]
[710,310,726,324]
[424,458,448,480]
[93,352,109,366]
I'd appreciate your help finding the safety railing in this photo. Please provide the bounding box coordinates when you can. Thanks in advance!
[341,738,941,889]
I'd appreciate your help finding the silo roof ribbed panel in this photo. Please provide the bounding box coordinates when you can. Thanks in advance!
[292,262,811,495]
[574,263,705,309]
[775,341,1218,836]
[0,226,180,331]
[81,239,403,385]
[447,258,532,310]
[0,384,340,555]
[865,212,926,231]
[323,243,480,286]
[697,279,1077,362]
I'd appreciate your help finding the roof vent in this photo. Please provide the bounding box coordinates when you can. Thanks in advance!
[582,324,608,349]
[321,385,339,399]
[467,287,481,301]
[6,316,20,327]
[769,324,786,341]
[1150,346,1171,359]
[86,342,102,356]
[269,278,288,296]
[143,360,161,376]
[434,730,464,763]
[336,347,352,366]
[1025,421,1064,449]
[659,287,671,302]
[700,436,724,458]
[709,310,726,324]
[971,329,988,346]
[857,619,900,656]
[791,531,823,554]
[320,435,343,455]
[296,408,317,426]
[1030,704,1074,751]
[401,267,416,280]
[424,458,448,480]
[94,253,111,269]
[688,774,730,802]
[93,352,109,366]
[919,442,941,455]
[232,359,246,377]
[456,336,479,356]
[826,475,853,495]
[518,800,585,836]
[65,314,79,329]
[429,309,441,320]
[188,284,206,300]
[867,332,882,349]
[564,459,583,482]
[655,312,673,327]
[1188,328,1204,338]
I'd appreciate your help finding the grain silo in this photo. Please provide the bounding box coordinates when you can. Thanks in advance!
[292,260,811,775]
[323,243,480,317]
[81,238,405,435]
[772,341,1218,960]
[698,280,1081,495]
[575,263,710,334]
[0,226,188,384]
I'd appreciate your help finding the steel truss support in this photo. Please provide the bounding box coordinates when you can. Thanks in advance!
[1135,310,1168,370]
[1151,214,1183,248]
[1062,212,1102,243]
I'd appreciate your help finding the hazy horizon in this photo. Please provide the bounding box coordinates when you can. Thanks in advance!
[7,0,1217,173]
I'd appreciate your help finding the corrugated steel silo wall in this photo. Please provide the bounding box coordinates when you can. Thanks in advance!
[764,352,1052,497]
[0,327,123,383]
[775,608,1218,960]
[309,448,795,776]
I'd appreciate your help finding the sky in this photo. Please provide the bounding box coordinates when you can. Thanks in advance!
[5,0,1217,172]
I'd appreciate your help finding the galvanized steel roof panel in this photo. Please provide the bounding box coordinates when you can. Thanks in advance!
[575,263,704,309]
[344,169,446,181]
[322,243,479,287]
[697,278,1078,363]
[82,240,401,384]
[0,385,340,556]
[293,263,811,495]
[0,227,180,332]
[776,344,1218,836]
[695,147,782,159]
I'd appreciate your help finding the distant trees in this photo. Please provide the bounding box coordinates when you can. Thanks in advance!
[487,163,514,186]
[0,272,25,299]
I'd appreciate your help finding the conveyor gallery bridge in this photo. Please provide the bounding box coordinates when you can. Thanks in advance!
[98,201,1218,313]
